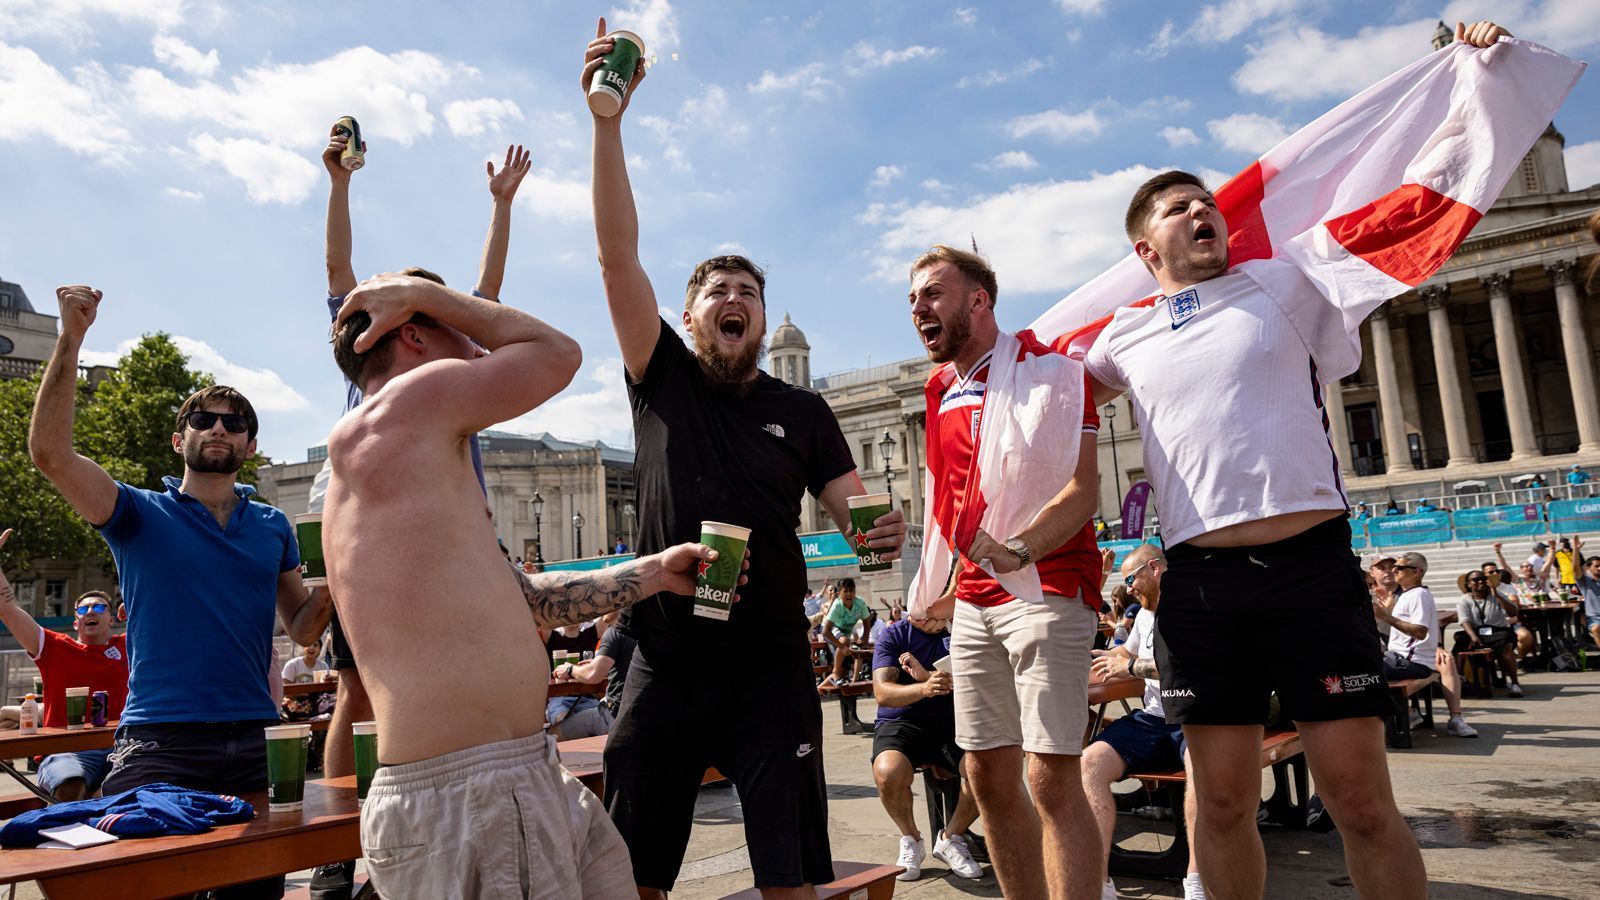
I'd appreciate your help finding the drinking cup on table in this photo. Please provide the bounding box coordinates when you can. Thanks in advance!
[63,687,90,730]
[693,522,749,621]
[351,721,379,806]
[293,513,327,588]
[264,723,312,812]
[846,493,894,576]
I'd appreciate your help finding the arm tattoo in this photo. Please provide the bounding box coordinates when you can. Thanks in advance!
[1131,656,1158,680]
[510,559,647,628]
[0,582,15,607]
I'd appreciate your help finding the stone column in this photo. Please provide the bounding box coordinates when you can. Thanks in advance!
[1485,273,1540,460]
[1422,285,1475,466]
[1322,380,1354,477]
[903,411,925,525]
[1549,259,1600,451]
[1369,307,1414,473]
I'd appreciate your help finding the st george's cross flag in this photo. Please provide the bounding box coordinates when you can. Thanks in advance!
[1030,36,1585,358]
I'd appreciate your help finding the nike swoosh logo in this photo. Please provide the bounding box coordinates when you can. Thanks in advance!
[795,744,814,758]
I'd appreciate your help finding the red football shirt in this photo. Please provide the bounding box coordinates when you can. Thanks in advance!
[32,630,129,729]
[929,346,1102,609]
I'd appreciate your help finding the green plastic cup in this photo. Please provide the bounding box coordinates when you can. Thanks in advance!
[294,513,327,587]
[587,30,645,117]
[693,522,749,621]
[352,721,379,805]
[265,723,311,812]
[847,493,894,575]
[64,687,90,730]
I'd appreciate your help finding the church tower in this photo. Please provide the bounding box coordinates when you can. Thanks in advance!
[769,313,811,387]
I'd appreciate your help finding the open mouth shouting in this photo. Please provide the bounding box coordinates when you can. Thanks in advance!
[717,311,748,342]
[1192,221,1218,245]
[916,317,943,350]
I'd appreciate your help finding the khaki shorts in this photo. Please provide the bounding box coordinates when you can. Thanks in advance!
[952,595,1094,755]
[362,732,634,900]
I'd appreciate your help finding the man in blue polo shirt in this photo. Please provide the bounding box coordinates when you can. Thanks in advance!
[870,617,982,882]
[31,285,328,900]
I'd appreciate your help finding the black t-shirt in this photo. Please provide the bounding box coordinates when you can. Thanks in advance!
[596,625,637,710]
[545,624,598,656]
[623,318,855,657]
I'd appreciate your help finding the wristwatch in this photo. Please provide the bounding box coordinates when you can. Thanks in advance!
[1003,538,1033,568]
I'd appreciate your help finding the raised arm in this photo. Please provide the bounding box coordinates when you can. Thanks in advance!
[1493,542,1512,575]
[966,432,1099,575]
[28,286,118,526]
[818,471,907,562]
[510,542,747,629]
[323,125,361,298]
[475,144,532,301]
[585,16,661,380]
[0,531,43,658]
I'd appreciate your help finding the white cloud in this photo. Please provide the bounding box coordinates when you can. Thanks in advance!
[151,33,218,78]
[847,42,942,71]
[1146,0,1305,57]
[1160,126,1200,147]
[920,178,954,195]
[162,186,203,199]
[985,150,1039,171]
[955,58,1045,89]
[610,0,679,54]
[188,133,319,204]
[864,165,1162,294]
[1008,107,1105,142]
[870,165,905,188]
[750,41,940,97]
[0,43,131,161]
[953,7,978,26]
[1055,0,1106,15]
[713,241,748,254]
[747,62,834,98]
[0,0,193,44]
[80,335,308,413]
[1233,20,1434,101]
[1567,140,1600,190]
[638,86,741,171]
[1206,113,1294,155]
[499,357,634,447]
[443,98,524,137]
[518,168,590,222]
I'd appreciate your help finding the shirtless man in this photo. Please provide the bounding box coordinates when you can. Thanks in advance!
[324,274,742,897]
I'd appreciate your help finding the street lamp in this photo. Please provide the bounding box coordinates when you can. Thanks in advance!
[531,491,545,565]
[622,502,635,552]
[1104,402,1123,516]
[878,429,897,491]
[572,511,585,558]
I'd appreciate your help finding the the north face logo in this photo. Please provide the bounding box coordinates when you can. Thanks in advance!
[764,423,785,438]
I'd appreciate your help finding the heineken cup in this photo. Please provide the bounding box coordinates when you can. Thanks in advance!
[693,522,749,621]
[847,494,894,576]
[587,30,645,117]
[351,721,379,805]
[294,513,327,587]
[63,687,90,730]
[264,723,312,812]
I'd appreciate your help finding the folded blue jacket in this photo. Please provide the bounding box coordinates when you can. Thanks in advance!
[0,782,255,847]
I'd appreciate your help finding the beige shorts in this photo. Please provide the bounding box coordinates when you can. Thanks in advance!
[361,732,635,900]
[952,595,1095,755]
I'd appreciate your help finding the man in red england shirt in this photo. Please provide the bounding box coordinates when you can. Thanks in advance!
[0,530,130,800]
[907,245,1104,899]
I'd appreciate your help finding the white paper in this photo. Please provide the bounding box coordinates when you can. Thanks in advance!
[37,823,117,849]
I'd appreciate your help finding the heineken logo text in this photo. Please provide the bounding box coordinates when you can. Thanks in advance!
[696,583,733,605]
[604,70,628,88]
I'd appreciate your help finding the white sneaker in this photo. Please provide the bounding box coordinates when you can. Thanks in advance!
[1182,871,1206,899]
[932,830,982,880]
[1508,682,1523,698]
[894,834,925,881]
[1447,716,1479,738]
[1101,877,1119,900]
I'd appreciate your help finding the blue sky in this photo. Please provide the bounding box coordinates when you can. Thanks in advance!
[3,0,1597,463]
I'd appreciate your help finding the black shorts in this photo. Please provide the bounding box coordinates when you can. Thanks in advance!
[604,646,832,891]
[871,719,962,772]
[326,609,357,671]
[1155,516,1392,725]
[1380,651,1433,681]
[1092,709,1186,773]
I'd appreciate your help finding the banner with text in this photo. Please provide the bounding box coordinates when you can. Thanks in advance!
[1364,512,1453,548]
[1452,504,1546,542]
[1547,498,1600,534]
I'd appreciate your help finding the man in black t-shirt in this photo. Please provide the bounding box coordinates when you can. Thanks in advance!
[583,19,907,897]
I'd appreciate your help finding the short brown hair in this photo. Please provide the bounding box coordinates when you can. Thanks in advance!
[75,590,113,606]
[684,255,766,310]
[909,245,998,309]
[1125,170,1210,242]
[331,268,446,390]
[177,386,259,440]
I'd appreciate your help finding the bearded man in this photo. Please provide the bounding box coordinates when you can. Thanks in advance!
[584,19,906,898]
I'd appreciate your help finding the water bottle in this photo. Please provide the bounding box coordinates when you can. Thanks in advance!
[18,694,39,735]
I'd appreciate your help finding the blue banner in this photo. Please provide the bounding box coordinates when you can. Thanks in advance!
[800,531,856,569]
[1098,537,1160,568]
[1451,503,1546,542]
[1350,527,1368,550]
[1365,511,1453,548]
[1547,498,1600,533]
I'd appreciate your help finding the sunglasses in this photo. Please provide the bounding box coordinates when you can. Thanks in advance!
[74,602,108,616]
[184,411,250,434]
[1393,564,1418,571]
[1123,558,1155,588]
[1466,576,1487,583]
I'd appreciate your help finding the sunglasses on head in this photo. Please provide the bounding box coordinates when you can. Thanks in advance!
[74,602,108,616]
[184,411,250,434]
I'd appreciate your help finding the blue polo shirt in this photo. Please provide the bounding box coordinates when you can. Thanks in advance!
[98,477,298,725]
[871,619,954,728]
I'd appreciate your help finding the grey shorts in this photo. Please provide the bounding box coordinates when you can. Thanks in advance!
[952,595,1095,755]
[361,732,634,900]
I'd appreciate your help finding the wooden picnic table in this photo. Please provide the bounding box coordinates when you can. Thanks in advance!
[1514,601,1582,665]
[556,734,723,798]
[547,679,604,698]
[282,681,337,698]
[0,724,120,802]
[0,775,362,898]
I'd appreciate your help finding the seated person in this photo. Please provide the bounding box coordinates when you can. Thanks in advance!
[545,620,600,659]
[0,550,129,801]
[1374,552,1476,738]
[281,637,330,683]
[1081,546,1204,900]
[552,615,637,740]
[1455,570,1524,698]
[870,616,980,882]
[1499,541,1556,599]
[822,577,872,685]
[870,605,902,644]
[1478,558,1535,658]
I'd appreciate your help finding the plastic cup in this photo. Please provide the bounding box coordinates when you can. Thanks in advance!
[588,30,645,117]
[264,723,312,811]
[64,687,90,730]
[693,522,749,621]
[294,513,327,587]
[847,494,894,575]
[352,721,379,805]
[932,656,952,674]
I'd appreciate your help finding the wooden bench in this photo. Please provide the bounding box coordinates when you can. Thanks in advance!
[818,680,873,734]
[285,877,373,899]
[1108,729,1306,879]
[1385,673,1439,749]
[720,861,903,899]
[1455,647,1497,699]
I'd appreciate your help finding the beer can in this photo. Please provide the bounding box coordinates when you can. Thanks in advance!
[333,116,365,171]
[90,690,109,727]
